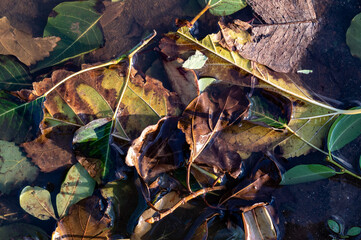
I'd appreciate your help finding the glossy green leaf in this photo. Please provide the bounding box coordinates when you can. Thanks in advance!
[0,223,49,240]
[281,164,337,185]
[328,219,340,234]
[198,0,247,16]
[0,55,33,91]
[56,163,96,218]
[327,107,361,152]
[347,226,361,236]
[0,92,44,143]
[346,13,361,60]
[182,50,208,69]
[19,186,56,220]
[0,141,38,194]
[32,0,104,71]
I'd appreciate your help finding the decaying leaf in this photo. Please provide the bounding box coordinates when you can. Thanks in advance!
[0,223,49,240]
[0,17,59,66]
[22,125,78,172]
[0,140,38,194]
[126,117,186,182]
[56,163,96,218]
[19,186,56,220]
[178,83,250,178]
[52,196,111,240]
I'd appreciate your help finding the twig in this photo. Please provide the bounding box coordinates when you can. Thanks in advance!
[145,185,225,224]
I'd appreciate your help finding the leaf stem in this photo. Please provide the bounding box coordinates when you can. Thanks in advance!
[189,4,210,26]
[326,156,361,180]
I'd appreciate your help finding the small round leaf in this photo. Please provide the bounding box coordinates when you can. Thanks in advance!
[328,219,340,234]
[347,226,361,236]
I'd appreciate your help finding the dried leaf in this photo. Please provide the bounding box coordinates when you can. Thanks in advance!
[19,186,56,220]
[22,125,77,172]
[52,196,111,240]
[56,163,96,218]
[0,141,38,194]
[126,117,186,182]
[178,83,249,178]
[0,17,59,66]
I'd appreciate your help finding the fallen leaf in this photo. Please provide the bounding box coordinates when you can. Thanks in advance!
[0,140,38,194]
[347,13,361,60]
[77,156,103,184]
[32,0,104,71]
[0,223,49,240]
[182,50,208,69]
[178,83,250,178]
[19,186,56,220]
[0,91,44,144]
[56,163,96,218]
[22,125,78,172]
[126,117,186,182]
[197,0,247,16]
[52,196,111,240]
[0,55,33,91]
[0,17,60,66]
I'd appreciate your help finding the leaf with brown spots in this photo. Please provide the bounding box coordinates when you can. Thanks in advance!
[52,196,111,240]
[0,17,59,66]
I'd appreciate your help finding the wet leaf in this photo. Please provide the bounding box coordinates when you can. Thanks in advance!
[19,186,56,220]
[242,205,277,240]
[178,83,250,178]
[0,223,49,240]
[328,219,340,234]
[0,55,33,91]
[198,77,217,92]
[198,0,247,16]
[280,164,336,185]
[346,226,361,236]
[32,0,104,71]
[0,16,60,66]
[52,196,111,240]
[182,50,208,69]
[56,163,96,218]
[22,125,78,173]
[126,117,186,182]
[346,12,361,59]
[0,92,44,143]
[0,140,38,194]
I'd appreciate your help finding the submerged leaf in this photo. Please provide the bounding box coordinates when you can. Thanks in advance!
[19,186,56,220]
[0,92,44,143]
[280,164,336,185]
[56,163,96,218]
[32,0,104,71]
[52,196,111,240]
[0,17,60,66]
[0,55,33,91]
[198,0,247,16]
[346,12,361,60]
[0,140,38,194]
[0,223,49,240]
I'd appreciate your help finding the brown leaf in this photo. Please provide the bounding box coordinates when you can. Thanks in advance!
[126,117,186,182]
[162,58,199,106]
[21,125,77,172]
[52,196,111,240]
[0,17,59,66]
[178,83,250,178]
[77,156,102,184]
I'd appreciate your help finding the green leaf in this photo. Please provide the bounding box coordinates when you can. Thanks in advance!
[19,186,56,220]
[32,0,104,71]
[0,140,38,194]
[0,55,33,91]
[182,50,208,69]
[0,223,49,240]
[347,226,361,236]
[56,163,96,218]
[327,107,361,152]
[198,0,247,16]
[0,92,44,143]
[281,164,337,185]
[328,219,341,234]
[346,12,361,60]
[198,77,217,92]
